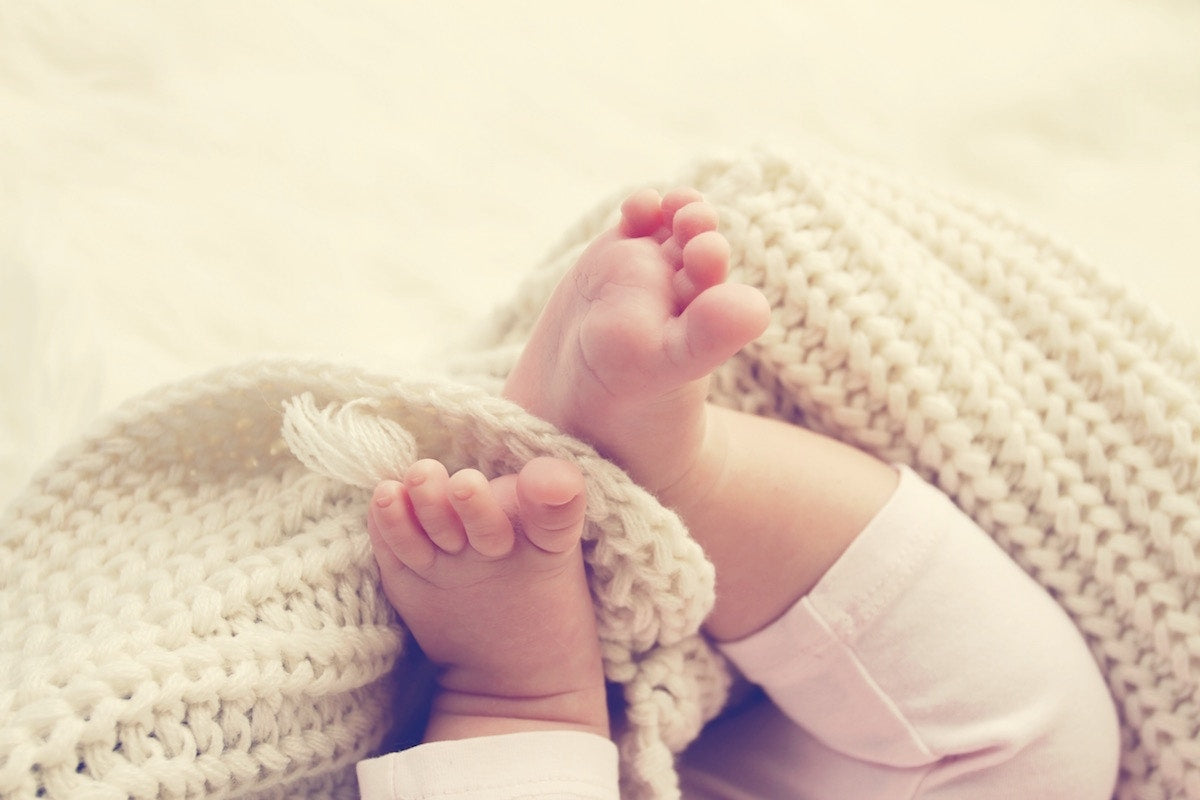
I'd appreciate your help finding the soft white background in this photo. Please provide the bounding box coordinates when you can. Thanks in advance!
[2,1,1198,507]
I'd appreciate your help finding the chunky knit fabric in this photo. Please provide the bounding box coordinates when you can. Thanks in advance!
[3,150,1198,799]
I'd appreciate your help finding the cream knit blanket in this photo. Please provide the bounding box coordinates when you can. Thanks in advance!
[3,151,1197,799]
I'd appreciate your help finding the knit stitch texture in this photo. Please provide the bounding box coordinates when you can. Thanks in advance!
[3,150,1198,799]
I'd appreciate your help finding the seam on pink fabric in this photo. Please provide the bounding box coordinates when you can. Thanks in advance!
[808,600,940,795]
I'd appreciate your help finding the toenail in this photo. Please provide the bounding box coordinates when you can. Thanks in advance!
[405,471,426,487]
[375,494,394,509]
[452,486,474,501]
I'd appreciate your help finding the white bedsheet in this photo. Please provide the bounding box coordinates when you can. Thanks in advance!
[2,1,1197,507]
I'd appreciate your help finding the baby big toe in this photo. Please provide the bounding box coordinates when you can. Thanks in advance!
[517,457,587,554]
[670,282,772,379]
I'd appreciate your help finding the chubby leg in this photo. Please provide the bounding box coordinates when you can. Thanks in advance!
[680,468,1120,800]
[366,456,608,742]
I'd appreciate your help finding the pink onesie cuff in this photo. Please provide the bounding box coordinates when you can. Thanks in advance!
[357,730,619,799]
[720,467,938,669]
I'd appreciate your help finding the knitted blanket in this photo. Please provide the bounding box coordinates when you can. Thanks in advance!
[3,151,1197,799]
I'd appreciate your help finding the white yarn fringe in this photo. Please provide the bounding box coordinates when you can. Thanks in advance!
[281,394,418,489]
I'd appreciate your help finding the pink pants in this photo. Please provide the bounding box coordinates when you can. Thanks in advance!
[357,467,1120,799]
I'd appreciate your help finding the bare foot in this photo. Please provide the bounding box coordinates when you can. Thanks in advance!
[503,187,771,495]
[366,456,608,741]
[503,188,896,644]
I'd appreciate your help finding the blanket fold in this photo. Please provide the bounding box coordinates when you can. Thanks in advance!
[1,359,726,800]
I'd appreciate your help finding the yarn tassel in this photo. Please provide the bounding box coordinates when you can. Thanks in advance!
[281,392,418,489]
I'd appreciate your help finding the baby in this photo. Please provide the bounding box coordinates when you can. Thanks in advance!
[357,189,1121,798]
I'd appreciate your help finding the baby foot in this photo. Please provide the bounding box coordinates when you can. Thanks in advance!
[503,188,770,495]
[366,456,608,741]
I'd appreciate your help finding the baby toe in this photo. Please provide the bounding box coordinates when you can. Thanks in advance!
[448,468,516,558]
[369,480,438,573]
[674,230,732,303]
[670,201,719,245]
[619,188,665,238]
[661,187,705,223]
[405,459,468,554]
[517,457,587,554]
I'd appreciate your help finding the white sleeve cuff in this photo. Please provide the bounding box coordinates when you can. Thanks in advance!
[356,730,620,800]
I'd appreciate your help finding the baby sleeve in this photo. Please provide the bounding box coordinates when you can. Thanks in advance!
[356,730,620,800]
